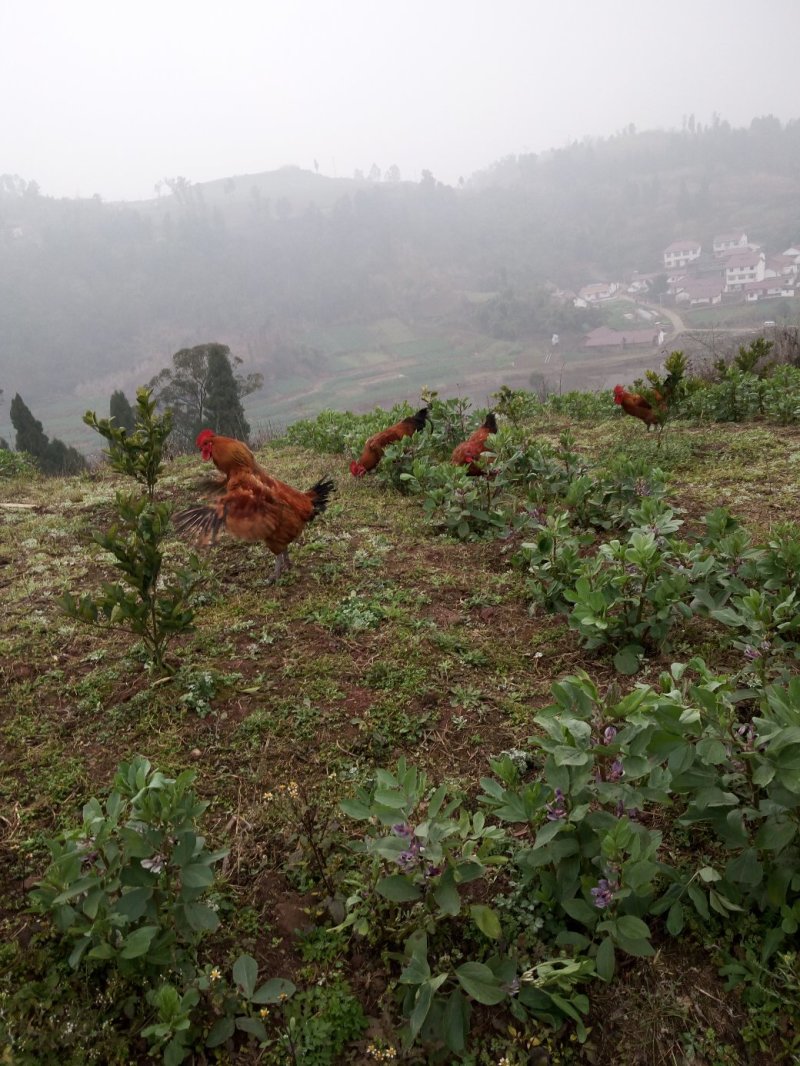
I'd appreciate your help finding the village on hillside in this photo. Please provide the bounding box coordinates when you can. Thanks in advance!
[553,231,800,350]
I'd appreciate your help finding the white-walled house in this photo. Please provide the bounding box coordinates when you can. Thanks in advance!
[724,250,766,291]
[713,231,748,256]
[578,281,620,303]
[663,240,701,269]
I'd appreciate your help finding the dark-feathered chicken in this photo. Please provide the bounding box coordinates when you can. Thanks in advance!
[350,407,429,476]
[451,412,497,474]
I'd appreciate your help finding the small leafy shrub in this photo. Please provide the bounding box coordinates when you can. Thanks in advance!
[490,384,540,426]
[31,756,227,974]
[279,979,368,1066]
[338,759,594,1051]
[588,456,670,529]
[63,396,202,672]
[0,448,38,479]
[84,386,173,500]
[338,758,508,940]
[481,664,800,979]
[29,758,296,1065]
[402,460,521,540]
[563,507,694,671]
[681,363,800,424]
[516,509,594,613]
[176,667,244,717]
[61,494,202,672]
[286,407,400,456]
[710,587,800,682]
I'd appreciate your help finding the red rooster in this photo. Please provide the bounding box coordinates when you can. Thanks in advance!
[195,429,269,484]
[612,385,665,431]
[175,469,335,583]
[350,407,429,477]
[451,412,497,475]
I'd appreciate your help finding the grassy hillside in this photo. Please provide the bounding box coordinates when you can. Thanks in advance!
[1,390,799,1063]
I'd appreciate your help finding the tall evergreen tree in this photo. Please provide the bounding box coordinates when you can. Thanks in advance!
[205,347,250,440]
[9,393,86,474]
[109,389,136,433]
[10,393,48,459]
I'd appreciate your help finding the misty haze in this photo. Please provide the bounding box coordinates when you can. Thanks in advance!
[2,2,800,1062]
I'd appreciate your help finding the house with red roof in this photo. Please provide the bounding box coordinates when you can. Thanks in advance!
[675,278,724,307]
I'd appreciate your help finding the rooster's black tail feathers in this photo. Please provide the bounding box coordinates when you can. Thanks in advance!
[308,477,336,519]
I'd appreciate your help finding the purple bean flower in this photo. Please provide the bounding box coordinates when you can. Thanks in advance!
[603,726,617,744]
[395,837,422,871]
[391,823,413,838]
[607,759,624,782]
[546,788,567,821]
[634,479,650,497]
[590,879,617,909]
[743,645,761,661]
[737,722,755,750]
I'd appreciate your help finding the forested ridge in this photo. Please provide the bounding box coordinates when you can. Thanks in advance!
[1,116,799,424]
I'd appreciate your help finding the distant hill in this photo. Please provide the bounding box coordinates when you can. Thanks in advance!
[1,116,799,446]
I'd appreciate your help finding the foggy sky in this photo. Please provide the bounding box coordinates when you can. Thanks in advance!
[2,0,798,201]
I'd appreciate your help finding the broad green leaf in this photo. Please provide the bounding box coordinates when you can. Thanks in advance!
[376,875,421,903]
[470,904,502,940]
[698,865,721,883]
[614,645,642,675]
[114,887,152,922]
[233,954,258,998]
[666,902,684,936]
[443,988,470,1053]
[409,980,434,1039]
[338,798,371,820]
[183,901,220,933]
[615,915,651,941]
[236,1017,268,1040]
[456,962,507,1005]
[687,883,710,920]
[433,869,461,916]
[596,936,615,982]
[561,898,596,926]
[181,863,215,889]
[373,788,408,809]
[251,978,296,1004]
[120,925,159,959]
[206,1015,235,1048]
[533,820,565,849]
[755,818,796,853]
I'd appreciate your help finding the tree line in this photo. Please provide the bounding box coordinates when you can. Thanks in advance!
[3,344,261,474]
